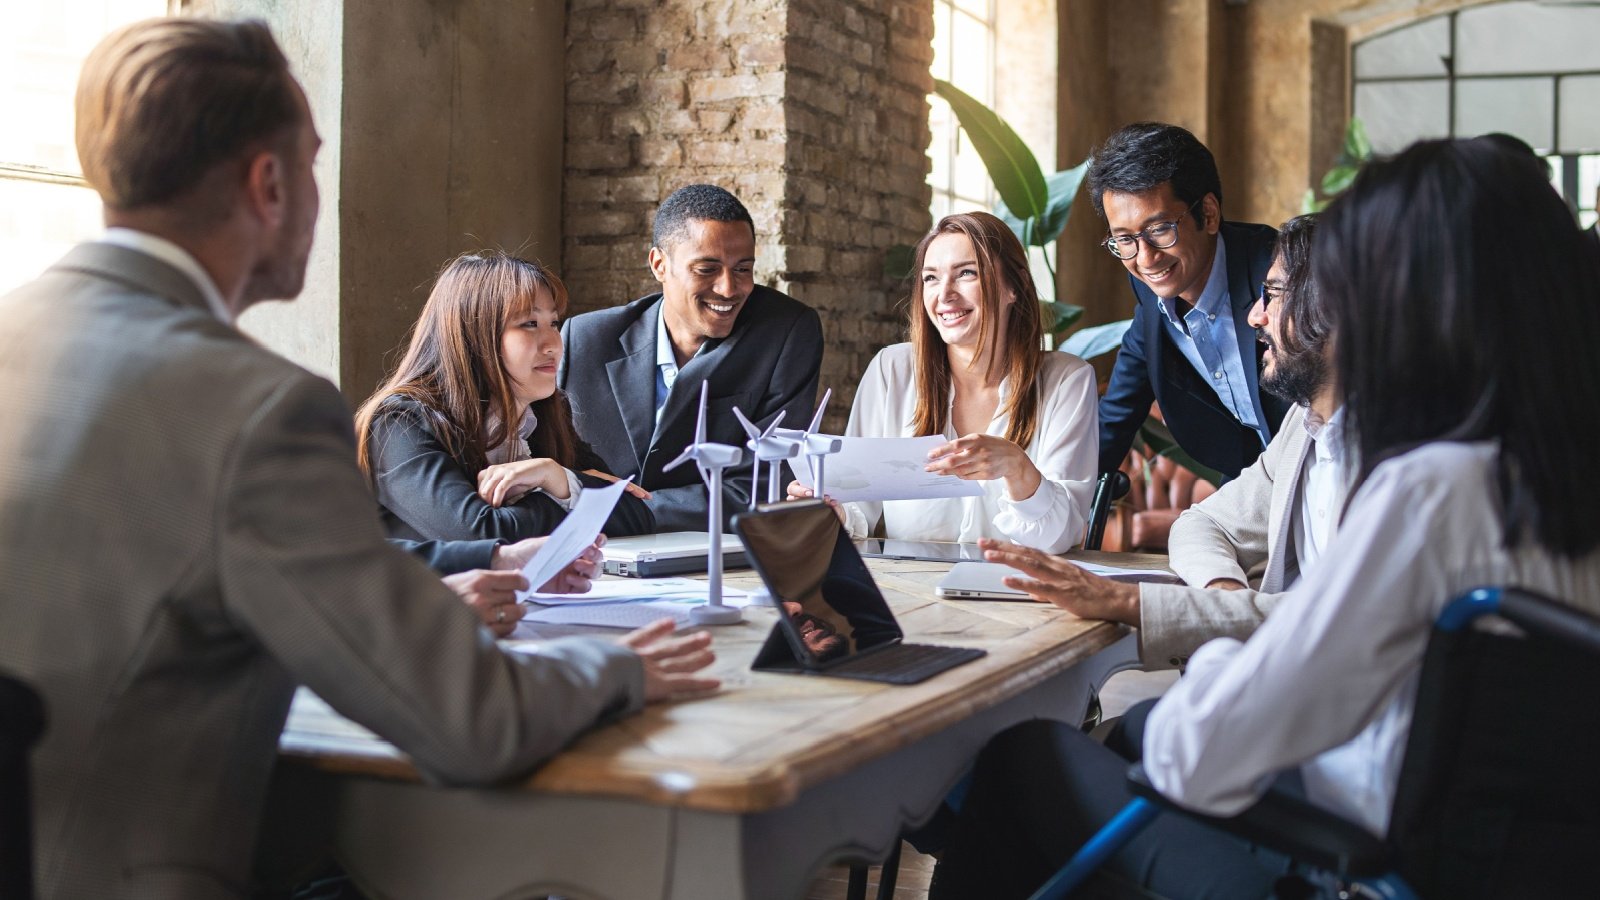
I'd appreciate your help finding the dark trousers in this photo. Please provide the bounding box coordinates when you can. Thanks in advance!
[929,702,1289,900]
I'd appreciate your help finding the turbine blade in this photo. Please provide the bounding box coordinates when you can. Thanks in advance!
[760,409,786,439]
[663,447,696,472]
[808,388,831,433]
[732,406,760,440]
[696,382,708,444]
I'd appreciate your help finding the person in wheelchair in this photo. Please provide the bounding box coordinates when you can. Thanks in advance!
[928,137,1600,898]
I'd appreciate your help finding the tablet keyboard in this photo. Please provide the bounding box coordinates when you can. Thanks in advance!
[823,642,987,685]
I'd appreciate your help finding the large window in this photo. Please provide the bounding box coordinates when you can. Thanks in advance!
[927,0,996,222]
[0,2,169,294]
[1352,0,1599,226]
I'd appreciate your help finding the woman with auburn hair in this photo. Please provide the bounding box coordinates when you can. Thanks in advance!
[356,251,653,543]
[791,211,1098,552]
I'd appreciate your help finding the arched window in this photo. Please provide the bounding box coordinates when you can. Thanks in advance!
[1352,0,1599,227]
[0,2,170,293]
[927,0,997,222]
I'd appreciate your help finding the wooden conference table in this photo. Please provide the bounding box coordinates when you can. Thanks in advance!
[269,549,1168,900]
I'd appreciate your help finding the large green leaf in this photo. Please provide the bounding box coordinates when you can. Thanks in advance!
[995,161,1091,247]
[1136,416,1226,487]
[1059,318,1132,361]
[1041,301,1083,336]
[933,79,1049,222]
[1320,164,1360,196]
[1342,117,1371,163]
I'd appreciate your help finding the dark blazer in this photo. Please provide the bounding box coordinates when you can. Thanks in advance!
[559,285,824,531]
[366,397,655,542]
[1098,220,1290,482]
[390,538,500,574]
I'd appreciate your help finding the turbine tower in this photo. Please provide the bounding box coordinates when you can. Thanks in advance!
[663,383,745,625]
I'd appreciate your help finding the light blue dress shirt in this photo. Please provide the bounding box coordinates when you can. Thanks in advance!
[1153,236,1268,447]
[654,308,680,427]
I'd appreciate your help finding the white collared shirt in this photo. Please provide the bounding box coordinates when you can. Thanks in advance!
[1143,441,1600,836]
[1290,405,1350,577]
[99,228,232,324]
[837,344,1099,553]
[484,407,582,510]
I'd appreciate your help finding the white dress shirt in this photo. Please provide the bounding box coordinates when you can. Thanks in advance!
[1143,441,1600,835]
[838,344,1098,554]
[484,407,582,510]
[1290,406,1350,576]
[99,228,232,323]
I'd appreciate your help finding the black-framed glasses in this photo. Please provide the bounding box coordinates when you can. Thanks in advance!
[1259,281,1287,307]
[1101,199,1203,260]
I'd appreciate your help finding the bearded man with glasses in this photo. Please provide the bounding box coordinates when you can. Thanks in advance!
[1087,122,1289,483]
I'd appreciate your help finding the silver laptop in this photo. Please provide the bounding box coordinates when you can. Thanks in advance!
[934,562,1033,600]
[936,559,1182,600]
[601,532,748,577]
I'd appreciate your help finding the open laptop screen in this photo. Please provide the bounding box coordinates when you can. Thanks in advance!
[735,501,904,666]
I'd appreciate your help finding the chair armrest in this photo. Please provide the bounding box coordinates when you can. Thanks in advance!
[1126,764,1393,877]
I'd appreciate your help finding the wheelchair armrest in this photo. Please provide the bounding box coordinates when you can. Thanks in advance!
[1127,764,1393,877]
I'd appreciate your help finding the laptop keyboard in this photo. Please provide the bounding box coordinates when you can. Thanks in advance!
[824,642,986,685]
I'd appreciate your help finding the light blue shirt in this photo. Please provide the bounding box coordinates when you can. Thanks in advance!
[1153,236,1268,447]
[654,308,679,427]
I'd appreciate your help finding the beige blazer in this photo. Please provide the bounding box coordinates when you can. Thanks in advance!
[0,244,645,899]
[1136,404,1314,668]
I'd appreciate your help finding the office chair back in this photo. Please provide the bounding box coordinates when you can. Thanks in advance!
[1083,471,1131,551]
[0,674,46,900]
[1387,587,1600,898]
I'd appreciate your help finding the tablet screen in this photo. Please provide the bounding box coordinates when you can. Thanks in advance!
[736,501,903,666]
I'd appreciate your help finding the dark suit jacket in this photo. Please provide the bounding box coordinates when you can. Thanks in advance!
[366,397,655,542]
[1098,221,1290,481]
[391,537,500,574]
[559,285,823,531]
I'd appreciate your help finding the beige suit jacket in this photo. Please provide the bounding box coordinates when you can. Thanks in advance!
[0,244,645,899]
[1136,404,1314,668]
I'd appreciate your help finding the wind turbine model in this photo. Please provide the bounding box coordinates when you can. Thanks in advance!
[663,383,746,625]
[775,388,843,499]
[733,408,800,507]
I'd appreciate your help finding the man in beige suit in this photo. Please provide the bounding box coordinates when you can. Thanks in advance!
[983,215,1345,668]
[0,18,715,898]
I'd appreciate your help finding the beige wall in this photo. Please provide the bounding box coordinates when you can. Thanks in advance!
[190,0,566,406]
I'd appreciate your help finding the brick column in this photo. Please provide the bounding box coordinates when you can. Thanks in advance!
[564,0,933,431]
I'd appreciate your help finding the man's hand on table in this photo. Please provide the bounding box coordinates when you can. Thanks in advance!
[619,618,721,702]
[490,535,607,593]
[976,539,1141,626]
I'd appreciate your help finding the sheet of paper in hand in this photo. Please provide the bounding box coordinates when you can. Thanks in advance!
[790,435,984,503]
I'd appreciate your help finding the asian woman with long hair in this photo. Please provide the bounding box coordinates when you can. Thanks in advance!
[355,251,653,543]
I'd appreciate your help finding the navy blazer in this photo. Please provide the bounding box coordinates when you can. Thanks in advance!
[1098,220,1290,482]
[559,286,824,531]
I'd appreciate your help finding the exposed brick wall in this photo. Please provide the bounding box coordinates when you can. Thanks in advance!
[563,0,934,432]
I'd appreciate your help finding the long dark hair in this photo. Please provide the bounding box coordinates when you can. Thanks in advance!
[907,212,1044,450]
[1271,214,1329,362]
[355,251,579,480]
[1317,137,1600,556]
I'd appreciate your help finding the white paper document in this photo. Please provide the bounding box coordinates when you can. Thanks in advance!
[790,435,985,502]
[525,577,750,606]
[514,478,630,601]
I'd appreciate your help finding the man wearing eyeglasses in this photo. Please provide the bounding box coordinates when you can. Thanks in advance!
[1088,122,1289,483]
